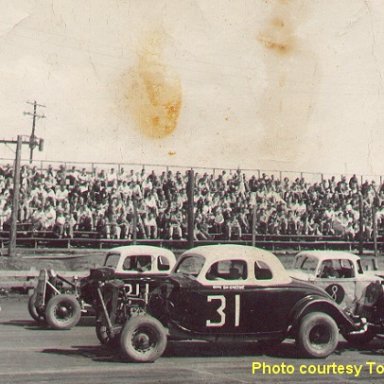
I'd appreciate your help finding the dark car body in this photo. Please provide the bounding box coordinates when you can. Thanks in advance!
[115,245,368,362]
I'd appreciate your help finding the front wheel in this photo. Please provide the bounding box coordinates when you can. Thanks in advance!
[45,294,82,330]
[120,315,167,363]
[297,312,338,358]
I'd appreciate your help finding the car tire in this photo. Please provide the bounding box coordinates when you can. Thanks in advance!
[344,329,375,346]
[297,312,338,358]
[28,292,45,322]
[120,315,167,363]
[45,294,82,330]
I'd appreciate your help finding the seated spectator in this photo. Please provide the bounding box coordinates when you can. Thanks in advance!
[144,212,158,239]
[226,214,242,240]
[213,207,225,235]
[194,214,210,240]
[64,213,77,238]
[167,208,183,239]
[53,210,66,238]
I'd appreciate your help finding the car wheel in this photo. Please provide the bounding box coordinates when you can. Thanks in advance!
[28,292,45,322]
[344,329,375,346]
[45,294,82,330]
[120,315,167,363]
[297,312,338,358]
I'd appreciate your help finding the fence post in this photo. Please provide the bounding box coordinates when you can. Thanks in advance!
[132,198,137,245]
[187,169,194,249]
[252,202,257,247]
[358,192,364,256]
[373,205,377,257]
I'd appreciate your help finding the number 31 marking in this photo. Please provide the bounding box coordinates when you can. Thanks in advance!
[206,295,240,327]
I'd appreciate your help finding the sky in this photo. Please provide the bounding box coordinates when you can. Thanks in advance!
[1,0,384,178]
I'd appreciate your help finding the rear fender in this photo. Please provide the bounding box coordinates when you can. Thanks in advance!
[288,295,362,336]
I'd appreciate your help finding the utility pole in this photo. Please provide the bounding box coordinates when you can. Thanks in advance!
[0,136,44,257]
[24,101,46,163]
[9,136,22,257]
[187,169,195,249]
[0,101,45,257]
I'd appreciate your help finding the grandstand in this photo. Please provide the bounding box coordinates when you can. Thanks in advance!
[1,159,384,252]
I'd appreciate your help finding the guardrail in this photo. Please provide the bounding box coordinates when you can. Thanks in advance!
[0,269,89,290]
[0,236,382,252]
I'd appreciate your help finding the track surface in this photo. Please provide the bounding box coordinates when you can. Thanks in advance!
[1,296,384,384]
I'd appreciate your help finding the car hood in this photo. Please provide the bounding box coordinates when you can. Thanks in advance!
[288,269,315,281]
[164,273,200,289]
[289,277,331,298]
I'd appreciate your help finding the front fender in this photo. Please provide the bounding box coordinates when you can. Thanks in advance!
[288,294,362,336]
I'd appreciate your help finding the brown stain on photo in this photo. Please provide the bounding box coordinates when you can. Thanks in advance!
[118,30,182,139]
[257,0,319,162]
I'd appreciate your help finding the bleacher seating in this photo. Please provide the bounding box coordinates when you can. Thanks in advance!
[0,161,382,250]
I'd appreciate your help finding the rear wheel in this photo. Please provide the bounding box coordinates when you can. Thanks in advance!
[45,294,81,330]
[120,315,167,363]
[297,312,338,358]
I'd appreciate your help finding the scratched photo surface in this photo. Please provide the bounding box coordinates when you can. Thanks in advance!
[1,0,383,175]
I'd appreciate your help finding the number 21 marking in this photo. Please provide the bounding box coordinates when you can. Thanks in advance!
[206,294,240,327]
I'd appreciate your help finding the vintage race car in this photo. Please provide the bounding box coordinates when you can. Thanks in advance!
[289,251,384,308]
[28,245,176,330]
[289,250,384,344]
[96,244,368,362]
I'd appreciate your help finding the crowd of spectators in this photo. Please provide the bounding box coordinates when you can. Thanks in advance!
[0,162,383,242]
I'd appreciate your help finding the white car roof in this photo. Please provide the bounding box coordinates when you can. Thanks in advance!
[180,244,291,285]
[107,245,176,261]
[296,250,361,263]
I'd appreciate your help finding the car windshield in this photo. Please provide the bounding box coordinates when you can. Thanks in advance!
[103,253,120,268]
[294,255,317,273]
[175,255,205,277]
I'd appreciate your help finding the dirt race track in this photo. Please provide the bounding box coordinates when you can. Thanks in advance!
[1,297,384,383]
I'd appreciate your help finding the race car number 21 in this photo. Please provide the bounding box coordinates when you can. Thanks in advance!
[206,295,240,327]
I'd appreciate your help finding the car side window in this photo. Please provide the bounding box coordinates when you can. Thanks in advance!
[339,259,355,278]
[157,255,170,271]
[254,260,273,280]
[319,259,340,279]
[123,255,152,272]
[206,260,247,281]
[319,259,355,278]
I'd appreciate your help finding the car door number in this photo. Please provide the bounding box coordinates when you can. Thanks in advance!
[206,294,240,327]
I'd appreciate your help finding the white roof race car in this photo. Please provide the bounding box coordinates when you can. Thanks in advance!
[102,245,177,276]
[289,250,383,309]
[112,245,366,362]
